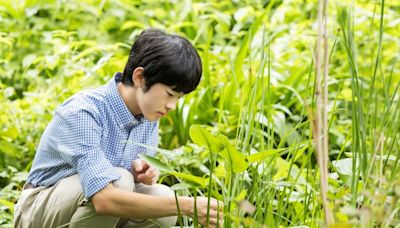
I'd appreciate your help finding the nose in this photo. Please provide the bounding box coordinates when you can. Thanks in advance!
[165,99,178,111]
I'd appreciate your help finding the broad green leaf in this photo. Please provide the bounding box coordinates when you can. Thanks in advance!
[292,143,309,162]
[340,88,353,101]
[178,0,192,21]
[72,46,101,62]
[235,189,247,201]
[139,154,173,172]
[246,148,285,163]
[0,199,14,213]
[214,163,226,178]
[124,140,173,157]
[169,22,195,31]
[139,154,207,187]
[0,38,12,49]
[189,125,223,152]
[170,172,207,187]
[219,135,248,173]
[0,140,21,158]
[273,157,289,181]
[170,182,195,191]
[332,158,355,176]
[247,141,310,163]
[0,126,19,139]
[121,21,145,31]
[22,54,38,68]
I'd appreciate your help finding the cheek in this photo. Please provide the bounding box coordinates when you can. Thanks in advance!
[142,92,163,111]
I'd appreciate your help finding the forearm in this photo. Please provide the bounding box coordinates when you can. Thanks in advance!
[93,184,192,219]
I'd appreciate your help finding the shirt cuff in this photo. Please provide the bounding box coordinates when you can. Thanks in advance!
[77,158,121,199]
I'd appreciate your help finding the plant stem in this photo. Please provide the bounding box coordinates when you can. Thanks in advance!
[314,0,333,225]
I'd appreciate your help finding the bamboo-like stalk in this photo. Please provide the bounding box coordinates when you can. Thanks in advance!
[314,0,333,225]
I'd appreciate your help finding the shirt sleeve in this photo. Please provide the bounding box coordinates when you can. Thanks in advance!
[55,108,121,199]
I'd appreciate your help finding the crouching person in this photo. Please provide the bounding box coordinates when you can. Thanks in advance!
[14,29,223,228]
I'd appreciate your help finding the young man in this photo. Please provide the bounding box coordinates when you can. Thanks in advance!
[14,29,223,228]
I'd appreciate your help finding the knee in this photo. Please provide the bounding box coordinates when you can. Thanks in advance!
[113,167,134,192]
[150,185,178,227]
[154,215,178,228]
[152,184,175,197]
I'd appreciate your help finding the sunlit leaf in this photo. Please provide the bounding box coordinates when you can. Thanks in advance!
[247,141,309,163]
[139,154,207,187]
[219,135,248,173]
[0,141,22,158]
[189,125,223,152]
[246,148,284,163]
[0,126,19,140]
[235,189,247,201]
[139,154,173,172]
[332,158,356,176]
[170,171,208,187]
[273,157,289,181]
[120,21,145,31]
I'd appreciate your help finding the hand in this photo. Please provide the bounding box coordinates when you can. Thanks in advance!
[187,197,224,228]
[131,159,159,185]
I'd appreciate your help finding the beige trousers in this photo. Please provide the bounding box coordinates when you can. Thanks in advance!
[14,168,177,228]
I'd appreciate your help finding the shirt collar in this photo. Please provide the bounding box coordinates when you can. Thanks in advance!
[105,72,145,129]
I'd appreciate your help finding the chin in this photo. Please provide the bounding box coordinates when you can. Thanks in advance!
[144,114,160,122]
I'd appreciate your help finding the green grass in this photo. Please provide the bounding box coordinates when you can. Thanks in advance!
[1,0,399,227]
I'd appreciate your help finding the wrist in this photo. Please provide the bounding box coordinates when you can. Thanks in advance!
[177,196,193,217]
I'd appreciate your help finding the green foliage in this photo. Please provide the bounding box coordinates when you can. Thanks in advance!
[0,167,26,226]
[1,0,399,227]
[140,154,208,187]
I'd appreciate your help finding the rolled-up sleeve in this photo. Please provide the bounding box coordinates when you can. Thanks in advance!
[56,109,120,198]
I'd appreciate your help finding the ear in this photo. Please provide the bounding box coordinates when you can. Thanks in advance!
[132,67,145,87]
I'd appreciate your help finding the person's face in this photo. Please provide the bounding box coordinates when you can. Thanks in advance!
[136,83,183,121]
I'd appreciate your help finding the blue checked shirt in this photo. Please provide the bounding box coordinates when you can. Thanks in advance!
[26,72,159,198]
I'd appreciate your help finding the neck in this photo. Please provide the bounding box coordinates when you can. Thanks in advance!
[117,82,141,116]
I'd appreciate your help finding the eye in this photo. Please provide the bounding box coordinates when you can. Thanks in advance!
[166,91,174,97]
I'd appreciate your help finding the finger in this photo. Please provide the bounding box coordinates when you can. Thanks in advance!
[138,173,154,185]
[137,173,145,181]
[218,200,224,209]
[206,210,220,219]
[210,200,224,211]
[218,211,224,221]
[133,160,143,173]
[208,217,224,226]
[145,167,155,176]
[200,218,223,228]
[207,208,224,222]
[153,168,160,177]
[141,160,150,171]
[146,167,160,179]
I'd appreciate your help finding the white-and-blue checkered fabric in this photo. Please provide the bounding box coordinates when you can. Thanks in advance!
[26,72,159,198]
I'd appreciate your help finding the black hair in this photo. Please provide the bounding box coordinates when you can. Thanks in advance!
[122,29,202,94]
